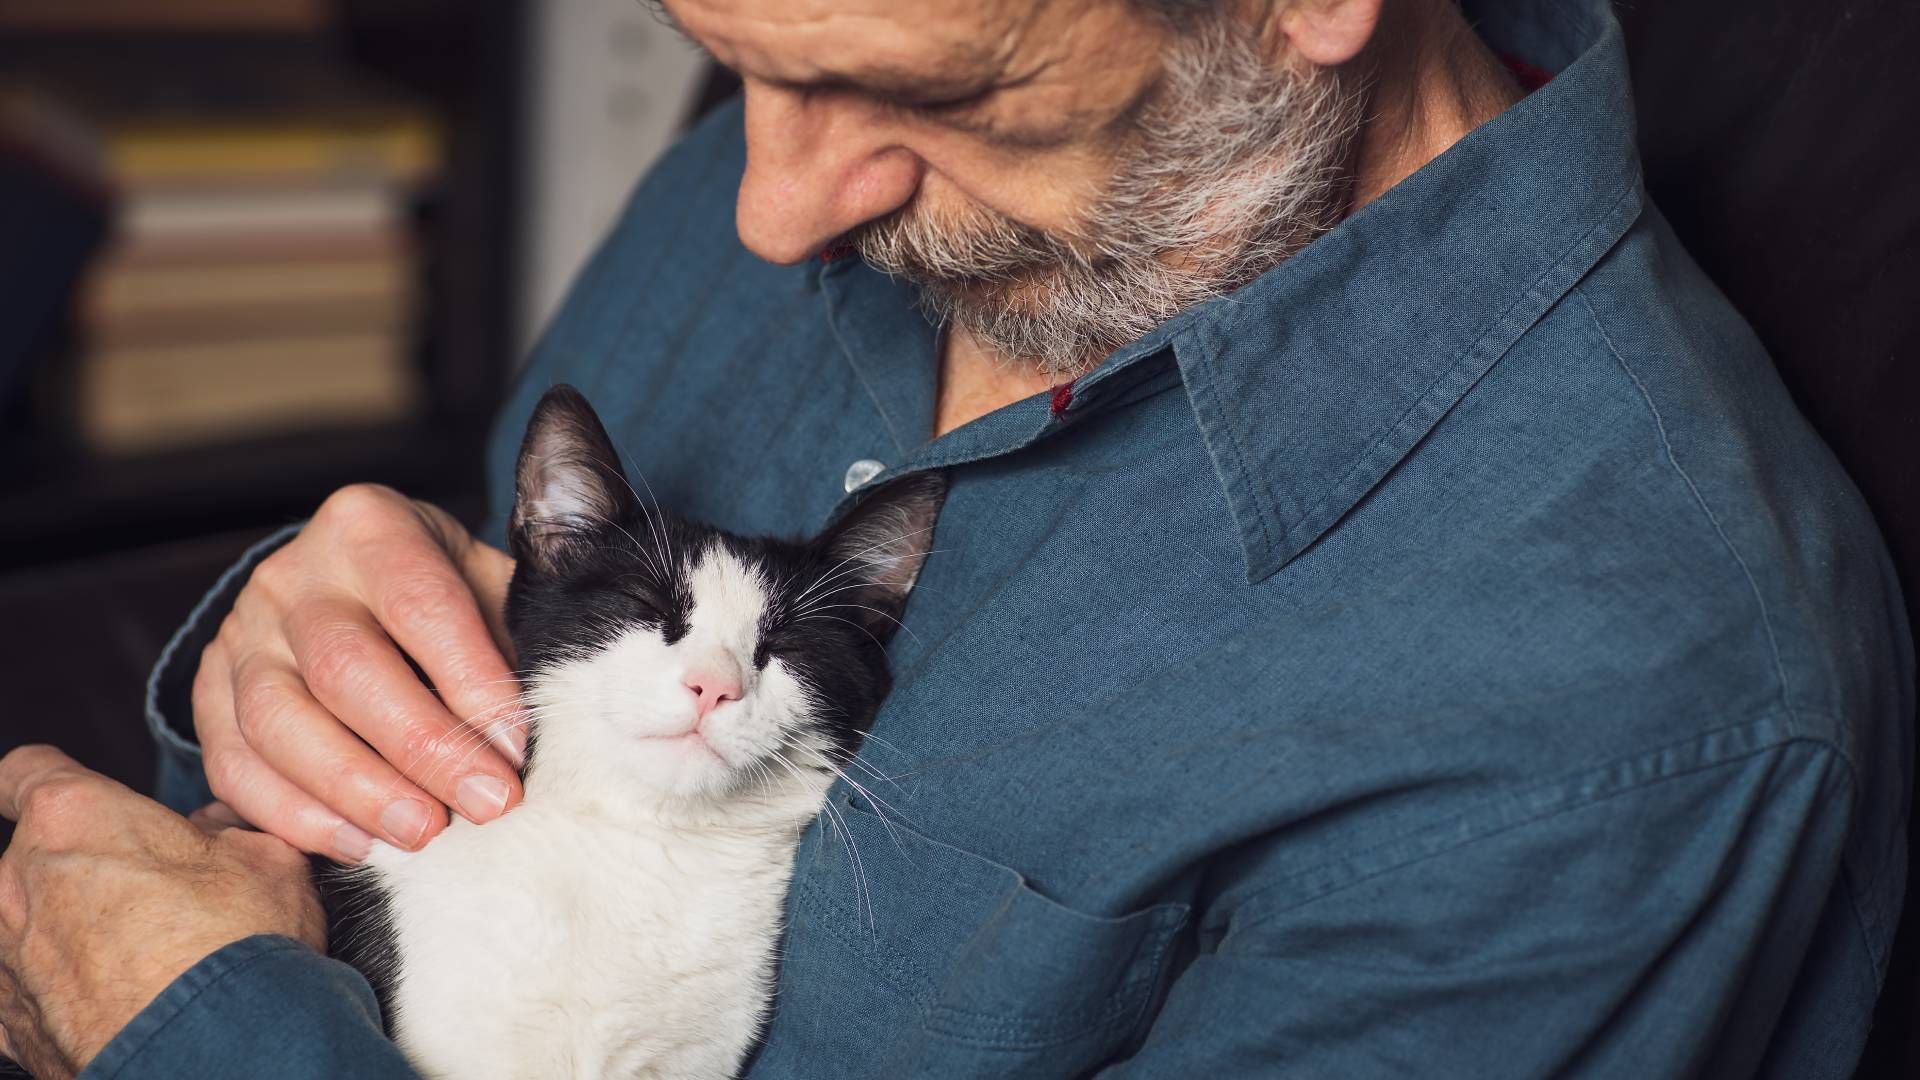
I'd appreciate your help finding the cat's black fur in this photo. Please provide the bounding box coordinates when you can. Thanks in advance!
[319,383,944,1037]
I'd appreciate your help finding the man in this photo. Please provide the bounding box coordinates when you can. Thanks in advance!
[0,0,1909,1075]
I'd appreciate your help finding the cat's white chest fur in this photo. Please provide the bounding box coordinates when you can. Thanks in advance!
[363,779,825,1080]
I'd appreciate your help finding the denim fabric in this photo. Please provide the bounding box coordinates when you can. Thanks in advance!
[117,0,1911,1076]
[80,936,414,1080]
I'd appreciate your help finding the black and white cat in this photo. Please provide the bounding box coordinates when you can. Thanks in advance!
[324,385,944,1079]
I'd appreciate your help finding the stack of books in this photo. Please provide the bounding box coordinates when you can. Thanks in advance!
[1,14,442,456]
[76,113,436,453]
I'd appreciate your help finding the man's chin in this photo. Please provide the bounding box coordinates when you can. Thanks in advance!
[898,265,1066,315]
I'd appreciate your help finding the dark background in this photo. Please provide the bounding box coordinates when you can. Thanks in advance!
[0,1,1914,1075]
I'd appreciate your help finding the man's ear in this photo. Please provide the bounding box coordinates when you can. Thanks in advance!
[814,472,947,645]
[509,384,641,574]
[1276,0,1382,67]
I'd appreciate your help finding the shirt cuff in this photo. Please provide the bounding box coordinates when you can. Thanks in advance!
[144,523,303,813]
[80,934,417,1080]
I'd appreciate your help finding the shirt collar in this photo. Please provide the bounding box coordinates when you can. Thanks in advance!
[820,0,1643,582]
[1170,0,1644,580]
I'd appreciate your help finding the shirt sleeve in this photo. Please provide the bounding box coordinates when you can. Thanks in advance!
[79,935,419,1080]
[143,523,304,815]
[1099,737,1861,1078]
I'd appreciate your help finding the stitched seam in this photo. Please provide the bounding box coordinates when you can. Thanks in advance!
[1184,339,1278,575]
[795,883,1153,1046]
[1260,182,1642,574]
[1228,728,1848,939]
[1843,860,1885,983]
[1575,285,1801,738]
[822,279,911,456]
[794,884,940,999]
[920,908,1187,1046]
[797,855,1190,1047]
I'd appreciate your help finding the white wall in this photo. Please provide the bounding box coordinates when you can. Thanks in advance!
[518,0,707,362]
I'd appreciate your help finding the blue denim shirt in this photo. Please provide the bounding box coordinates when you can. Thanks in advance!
[105,1,1911,1076]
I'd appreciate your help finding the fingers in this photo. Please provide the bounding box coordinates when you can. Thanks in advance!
[0,748,186,864]
[197,485,528,860]
[230,646,451,849]
[0,747,90,823]
[281,597,519,828]
[447,532,526,760]
[186,801,248,834]
[353,501,531,765]
[195,645,380,862]
[202,731,379,864]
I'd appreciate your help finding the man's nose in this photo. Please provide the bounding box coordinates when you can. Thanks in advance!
[682,657,744,724]
[735,80,923,264]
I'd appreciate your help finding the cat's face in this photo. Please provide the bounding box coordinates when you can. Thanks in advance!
[504,385,943,800]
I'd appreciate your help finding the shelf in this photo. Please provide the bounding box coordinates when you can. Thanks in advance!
[0,418,493,566]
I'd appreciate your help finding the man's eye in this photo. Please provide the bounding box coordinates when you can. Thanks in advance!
[882,88,993,118]
[916,91,991,113]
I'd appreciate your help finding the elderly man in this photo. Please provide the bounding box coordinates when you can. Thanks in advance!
[0,0,1908,1076]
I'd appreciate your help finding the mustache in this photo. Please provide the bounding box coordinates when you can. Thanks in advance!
[847,199,1095,285]
[834,14,1363,381]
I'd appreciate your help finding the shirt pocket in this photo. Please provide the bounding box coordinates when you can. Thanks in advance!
[765,795,1190,1078]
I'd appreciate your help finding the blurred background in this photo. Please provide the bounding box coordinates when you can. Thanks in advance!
[0,0,737,791]
[0,0,712,564]
[0,0,1915,1075]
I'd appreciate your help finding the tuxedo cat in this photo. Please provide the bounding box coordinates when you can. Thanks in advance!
[323,384,944,1079]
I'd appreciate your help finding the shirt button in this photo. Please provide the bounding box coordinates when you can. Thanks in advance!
[843,458,885,493]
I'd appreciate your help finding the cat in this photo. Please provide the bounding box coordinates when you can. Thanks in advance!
[321,384,944,1079]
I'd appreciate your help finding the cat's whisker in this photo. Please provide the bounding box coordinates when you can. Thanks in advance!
[776,735,912,860]
[834,751,904,794]
[791,612,891,652]
[771,750,876,933]
[609,436,678,583]
[791,545,948,607]
[851,729,907,757]
[795,604,922,645]
[411,707,547,792]
[436,673,539,687]
[812,742,910,799]
[787,525,939,610]
[823,770,912,860]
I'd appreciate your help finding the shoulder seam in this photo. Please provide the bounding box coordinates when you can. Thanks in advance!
[1572,285,1801,736]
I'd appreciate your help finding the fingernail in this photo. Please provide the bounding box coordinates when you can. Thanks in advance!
[332,822,374,863]
[456,775,511,823]
[489,719,527,766]
[380,799,435,848]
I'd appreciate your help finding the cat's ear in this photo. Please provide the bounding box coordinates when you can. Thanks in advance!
[509,384,641,574]
[814,472,947,644]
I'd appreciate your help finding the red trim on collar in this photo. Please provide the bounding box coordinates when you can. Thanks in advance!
[818,242,854,263]
[1499,53,1553,94]
[1049,383,1074,418]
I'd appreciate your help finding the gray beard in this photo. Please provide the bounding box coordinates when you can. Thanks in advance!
[852,21,1364,381]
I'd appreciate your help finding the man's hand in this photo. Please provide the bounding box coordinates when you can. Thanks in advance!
[0,746,325,1080]
[195,483,525,862]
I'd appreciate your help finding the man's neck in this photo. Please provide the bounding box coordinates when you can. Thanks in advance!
[1346,0,1523,210]
[932,0,1521,439]
[934,331,1058,437]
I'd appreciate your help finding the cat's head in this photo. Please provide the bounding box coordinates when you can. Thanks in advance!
[504,385,943,801]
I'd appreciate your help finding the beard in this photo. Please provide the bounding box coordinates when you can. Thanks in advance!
[850,18,1365,381]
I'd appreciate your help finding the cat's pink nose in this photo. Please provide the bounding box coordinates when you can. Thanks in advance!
[683,663,743,723]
